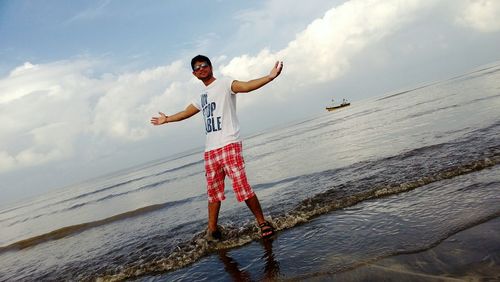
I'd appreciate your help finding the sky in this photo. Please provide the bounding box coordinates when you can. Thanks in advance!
[1,0,499,207]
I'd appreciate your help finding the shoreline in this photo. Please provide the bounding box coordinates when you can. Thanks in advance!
[296,216,500,281]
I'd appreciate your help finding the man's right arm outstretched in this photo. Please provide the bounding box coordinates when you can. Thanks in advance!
[150,104,200,126]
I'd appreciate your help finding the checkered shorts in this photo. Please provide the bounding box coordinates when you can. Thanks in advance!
[204,142,255,203]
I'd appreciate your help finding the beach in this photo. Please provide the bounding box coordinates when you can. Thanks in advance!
[0,64,499,281]
[154,203,500,282]
[298,217,500,282]
[156,164,499,282]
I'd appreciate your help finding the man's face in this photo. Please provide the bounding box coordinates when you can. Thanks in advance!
[192,61,212,80]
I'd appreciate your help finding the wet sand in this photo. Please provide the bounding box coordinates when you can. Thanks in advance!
[298,216,500,282]
[151,216,499,282]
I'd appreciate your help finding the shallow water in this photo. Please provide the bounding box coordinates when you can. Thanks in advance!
[157,165,500,281]
[0,64,499,281]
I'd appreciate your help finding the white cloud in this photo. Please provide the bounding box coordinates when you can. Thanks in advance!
[89,60,199,141]
[0,119,83,172]
[65,0,112,24]
[0,60,91,104]
[455,0,500,32]
[1,0,498,175]
[222,0,500,89]
[227,0,338,55]
[223,1,433,82]
[220,0,435,106]
[0,151,15,171]
[0,60,102,172]
[0,59,196,173]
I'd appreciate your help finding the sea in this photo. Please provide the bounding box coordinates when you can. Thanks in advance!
[1,63,499,281]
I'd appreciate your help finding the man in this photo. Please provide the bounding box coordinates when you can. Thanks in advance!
[151,55,283,239]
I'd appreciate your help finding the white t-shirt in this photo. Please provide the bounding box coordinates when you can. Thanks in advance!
[191,77,240,151]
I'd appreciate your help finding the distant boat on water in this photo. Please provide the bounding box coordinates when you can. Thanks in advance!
[326,98,350,111]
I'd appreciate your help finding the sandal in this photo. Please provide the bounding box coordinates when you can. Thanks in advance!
[259,221,275,238]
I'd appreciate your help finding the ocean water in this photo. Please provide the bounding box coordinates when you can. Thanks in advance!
[0,64,499,281]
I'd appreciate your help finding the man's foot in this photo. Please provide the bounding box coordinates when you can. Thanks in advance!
[206,227,222,241]
[259,221,275,238]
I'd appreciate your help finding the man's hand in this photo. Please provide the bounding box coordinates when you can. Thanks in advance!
[231,61,284,93]
[150,112,168,125]
[150,105,200,125]
[268,61,284,80]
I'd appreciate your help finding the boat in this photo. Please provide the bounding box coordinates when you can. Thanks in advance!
[326,98,351,111]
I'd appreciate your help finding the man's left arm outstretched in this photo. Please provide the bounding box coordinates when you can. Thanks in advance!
[231,61,284,94]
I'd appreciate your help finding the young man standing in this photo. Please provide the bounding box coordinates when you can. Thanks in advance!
[151,55,283,239]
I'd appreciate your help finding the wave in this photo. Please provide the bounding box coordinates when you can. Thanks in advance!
[467,92,500,105]
[377,82,441,101]
[153,159,203,177]
[95,154,500,281]
[399,103,460,121]
[66,159,202,204]
[449,64,500,84]
[0,195,203,253]
[4,118,498,252]
[400,92,500,122]
[0,178,153,225]
[377,63,500,102]
[4,116,499,281]
[249,113,364,152]
[63,171,201,210]
[64,170,200,209]
[3,164,203,227]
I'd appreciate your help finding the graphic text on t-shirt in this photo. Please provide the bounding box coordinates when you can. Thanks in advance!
[201,93,222,134]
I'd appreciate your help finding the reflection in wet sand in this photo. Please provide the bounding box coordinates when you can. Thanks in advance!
[218,238,280,281]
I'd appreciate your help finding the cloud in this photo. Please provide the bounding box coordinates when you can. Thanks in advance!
[455,0,500,32]
[222,0,500,88]
[220,0,435,107]
[0,61,92,104]
[224,1,433,81]
[0,60,103,172]
[227,0,337,55]
[0,123,78,171]
[1,0,498,174]
[89,60,194,141]
[0,59,197,173]
[65,0,112,24]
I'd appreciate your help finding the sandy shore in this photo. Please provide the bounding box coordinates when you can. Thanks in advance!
[301,216,500,281]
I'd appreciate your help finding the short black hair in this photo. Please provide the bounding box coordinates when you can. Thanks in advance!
[191,55,212,70]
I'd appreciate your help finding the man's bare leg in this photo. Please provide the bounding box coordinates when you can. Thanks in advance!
[245,194,266,225]
[208,201,221,232]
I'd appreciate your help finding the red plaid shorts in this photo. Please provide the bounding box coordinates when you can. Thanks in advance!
[203,142,255,203]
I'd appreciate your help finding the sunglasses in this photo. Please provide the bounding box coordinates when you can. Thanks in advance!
[193,63,210,71]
